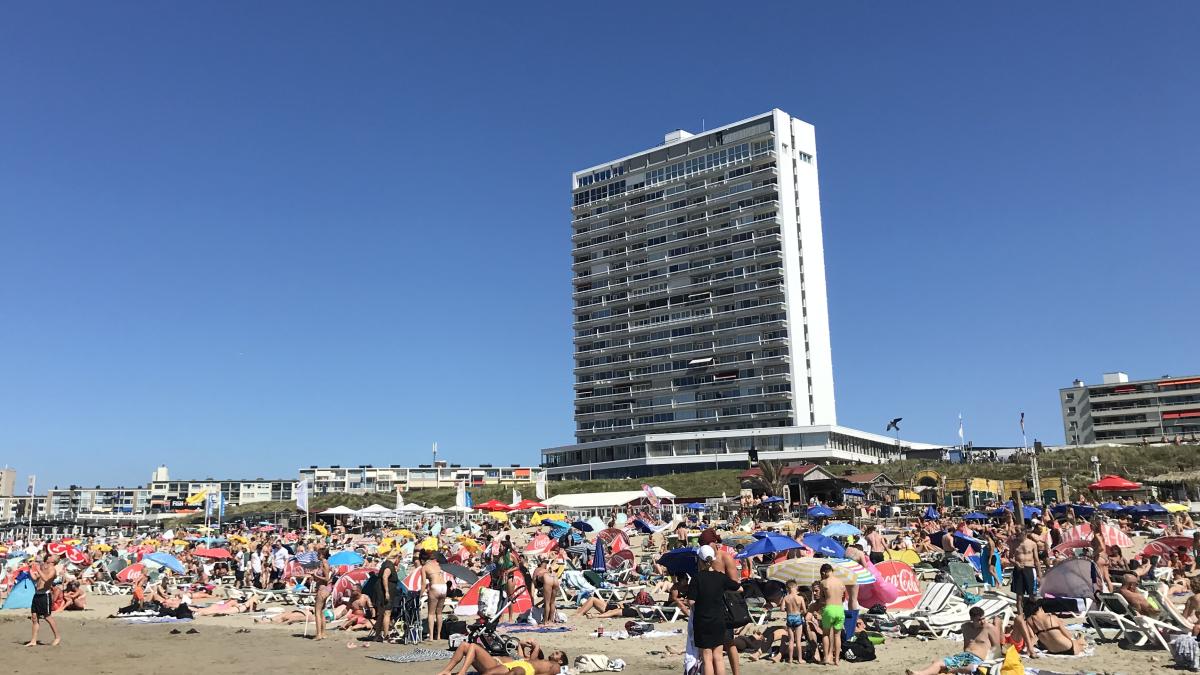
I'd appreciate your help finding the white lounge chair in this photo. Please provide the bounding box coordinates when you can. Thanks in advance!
[1086,592,1176,650]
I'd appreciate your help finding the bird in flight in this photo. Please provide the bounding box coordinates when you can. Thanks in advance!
[886,417,902,432]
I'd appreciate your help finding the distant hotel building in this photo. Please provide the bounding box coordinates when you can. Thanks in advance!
[1061,371,1200,444]
[300,462,546,496]
[543,110,937,479]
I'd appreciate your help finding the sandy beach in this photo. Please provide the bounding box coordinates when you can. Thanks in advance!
[0,594,1173,675]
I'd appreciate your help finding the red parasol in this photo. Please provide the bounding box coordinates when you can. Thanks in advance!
[192,548,233,560]
[454,572,532,618]
[524,534,558,556]
[607,548,635,572]
[332,568,373,605]
[597,528,630,547]
[1143,537,1194,558]
[473,500,512,512]
[46,541,72,557]
[511,499,547,511]
[1061,522,1133,548]
[63,547,91,567]
[116,563,146,583]
[1089,475,1142,491]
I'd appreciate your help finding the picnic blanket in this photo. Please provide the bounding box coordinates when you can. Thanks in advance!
[367,648,456,664]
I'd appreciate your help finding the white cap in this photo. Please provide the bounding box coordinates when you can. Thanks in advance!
[699,545,716,561]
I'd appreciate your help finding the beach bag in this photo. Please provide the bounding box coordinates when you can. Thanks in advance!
[479,587,501,618]
[842,632,876,662]
[999,646,1023,675]
[574,654,611,673]
[722,590,751,628]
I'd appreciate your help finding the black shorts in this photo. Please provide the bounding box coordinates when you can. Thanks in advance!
[1011,567,1037,597]
[32,591,52,618]
[869,552,885,565]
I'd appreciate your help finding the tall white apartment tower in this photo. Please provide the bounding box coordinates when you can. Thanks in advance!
[570,110,836,443]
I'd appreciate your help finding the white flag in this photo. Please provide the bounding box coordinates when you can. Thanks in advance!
[958,414,964,444]
[512,488,521,506]
[296,479,309,512]
[535,471,547,500]
[395,486,404,510]
[27,475,36,496]
[455,481,466,509]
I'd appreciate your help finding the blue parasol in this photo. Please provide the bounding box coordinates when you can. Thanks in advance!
[807,505,834,519]
[736,533,803,559]
[801,533,846,557]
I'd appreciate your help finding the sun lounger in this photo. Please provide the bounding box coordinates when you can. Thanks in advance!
[1085,592,1176,650]
[948,561,987,598]
[1149,584,1194,633]
[889,581,961,621]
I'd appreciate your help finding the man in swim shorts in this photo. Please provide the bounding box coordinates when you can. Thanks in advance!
[781,580,806,663]
[435,638,567,675]
[817,564,845,666]
[906,606,1000,675]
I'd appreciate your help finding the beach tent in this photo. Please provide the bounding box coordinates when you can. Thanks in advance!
[1039,557,1098,599]
[320,505,358,516]
[2,574,34,610]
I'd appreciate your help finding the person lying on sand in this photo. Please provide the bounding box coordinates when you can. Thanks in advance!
[436,638,567,675]
[192,597,259,617]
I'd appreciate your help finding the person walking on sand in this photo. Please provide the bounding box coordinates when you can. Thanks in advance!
[28,552,62,646]
[817,564,845,666]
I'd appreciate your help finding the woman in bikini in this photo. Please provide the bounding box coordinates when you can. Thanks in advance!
[1022,599,1087,655]
[310,548,334,641]
[421,550,448,641]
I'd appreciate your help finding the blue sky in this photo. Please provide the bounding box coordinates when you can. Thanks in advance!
[2,3,1197,489]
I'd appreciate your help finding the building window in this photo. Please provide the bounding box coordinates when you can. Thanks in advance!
[1067,406,1076,415]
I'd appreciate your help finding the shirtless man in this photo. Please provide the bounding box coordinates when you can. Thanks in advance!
[421,550,449,640]
[28,553,62,646]
[436,638,568,675]
[864,525,887,564]
[906,606,1001,675]
[817,564,845,666]
[1010,527,1042,610]
[530,559,560,625]
[1117,573,1157,617]
[699,527,742,675]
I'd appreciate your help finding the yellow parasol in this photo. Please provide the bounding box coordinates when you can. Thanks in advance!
[417,537,439,552]
[531,513,566,525]
[171,539,189,547]
[884,549,922,566]
[311,522,329,536]
[64,539,82,545]
[0,545,7,553]
[377,537,396,555]
[458,537,481,552]
[228,534,249,545]
[141,539,158,547]
[392,529,415,540]
[1164,503,1190,513]
[90,543,113,552]
[490,512,509,522]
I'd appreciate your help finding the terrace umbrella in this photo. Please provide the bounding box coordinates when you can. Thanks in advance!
[571,520,594,533]
[1098,501,1124,511]
[802,533,846,557]
[473,500,512,512]
[144,552,185,574]
[736,533,803,559]
[1062,522,1132,548]
[963,512,989,521]
[821,523,862,538]
[116,563,146,583]
[1090,475,1142,491]
[63,548,90,567]
[807,505,834,519]
[511,499,547,511]
[685,503,707,510]
[328,550,365,567]
[657,547,700,576]
[591,539,606,572]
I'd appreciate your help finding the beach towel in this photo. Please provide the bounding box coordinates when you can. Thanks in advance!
[683,612,700,675]
[367,648,455,664]
[1172,633,1200,672]
[120,616,194,624]
[502,625,572,634]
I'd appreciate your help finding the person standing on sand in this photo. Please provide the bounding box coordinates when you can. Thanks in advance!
[817,564,845,666]
[28,552,62,646]
[311,548,333,641]
[421,550,448,641]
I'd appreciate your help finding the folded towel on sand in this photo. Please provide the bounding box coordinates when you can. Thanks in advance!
[367,648,456,664]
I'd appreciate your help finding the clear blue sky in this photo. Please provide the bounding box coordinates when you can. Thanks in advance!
[2,3,1197,490]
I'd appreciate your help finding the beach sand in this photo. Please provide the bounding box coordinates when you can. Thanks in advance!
[0,594,1174,674]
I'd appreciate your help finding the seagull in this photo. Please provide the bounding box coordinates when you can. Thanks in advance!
[886,417,902,432]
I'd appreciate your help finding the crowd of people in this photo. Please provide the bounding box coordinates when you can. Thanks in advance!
[4,490,1200,674]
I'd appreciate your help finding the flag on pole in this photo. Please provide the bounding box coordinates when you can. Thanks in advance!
[206,492,217,517]
[535,471,547,500]
[395,486,404,510]
[185,489,208,506]
[26,475,35,496]
[218,492,225,521]
[455,481,466,509]
[296,479,309,512]
[512,489,521,506]
[957,414,964,445]
[464,489,473,509]
[1020,412,1025,434]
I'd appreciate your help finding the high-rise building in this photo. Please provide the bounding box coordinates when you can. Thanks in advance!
[1060,371,1200,444]
[543,110,937,479]
[0,467,15,497]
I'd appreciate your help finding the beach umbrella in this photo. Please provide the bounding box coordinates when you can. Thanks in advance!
[767,558,874,586]
[807,505,834,519]
[473,499,512,512]
[310,522,329,536]
[963,512,989,521]
[1090,475,1142,491]
[657,547,700,576]
[586,517,607,533]
[1051,539,1094,555]
[544,519,571,530]
[1143,537,1194,558]
[591,539,606,572]
[571,520,594,533]
[511,499,547,511]
[1164,503,1190,513]
[821,523,862,537]
[417,537,439,552]
[1040,558,1099,599]
[922,506,940,520]
[883,549,921,566]
[454,573,532,618]
[802,533,845,557]
[192,548,233,560]
[1126,503,1167,515]
[63,548,91,567]
[597,528,630,547]
[685,502,707,510]
[332,568,372,604]
[722,533,756,546]
[458,537,481,553]
[116,563,146,583]
[441,563,479,585]
[841,489,865,498]
[761,496,786,504]
[90,543,113,552]
[1062,522,1132,548]
[328,550,365,567]
[1097,501,1124,511]
[144,552,185,574]
[228,534,250,545]
[736,533,803,559]
[1051,503,1096,520]
[525,534,558,556]
[46,542,72,557]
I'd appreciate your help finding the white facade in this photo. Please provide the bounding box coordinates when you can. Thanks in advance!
[299,463,546,496]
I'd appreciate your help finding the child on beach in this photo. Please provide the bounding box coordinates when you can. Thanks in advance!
[782,581,806,663]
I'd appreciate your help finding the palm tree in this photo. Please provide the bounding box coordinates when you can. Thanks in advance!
[746,459,790,499]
